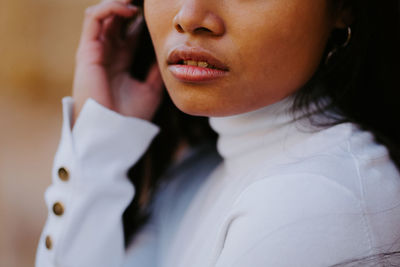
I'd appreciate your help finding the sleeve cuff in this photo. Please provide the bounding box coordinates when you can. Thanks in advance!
[56,96,160,183]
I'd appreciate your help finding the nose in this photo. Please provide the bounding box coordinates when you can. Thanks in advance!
[173,0,225,36]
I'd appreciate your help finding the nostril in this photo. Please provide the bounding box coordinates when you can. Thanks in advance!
[175,24,213,34]
[194,27,212,34]
[175,24,184,33]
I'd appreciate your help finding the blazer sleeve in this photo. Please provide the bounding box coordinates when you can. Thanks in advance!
[35,96,160,267]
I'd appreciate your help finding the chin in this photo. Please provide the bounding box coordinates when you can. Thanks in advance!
[168,93,249,118]
[163,77,290,118]
[163,81,214,116]
[169,93,216,117]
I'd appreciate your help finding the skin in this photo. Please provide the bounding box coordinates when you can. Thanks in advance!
[72,0,348,126]
[72,0,163,127]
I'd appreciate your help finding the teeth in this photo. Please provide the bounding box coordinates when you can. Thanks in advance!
[186,60,198,66]
[182,60,215,69]
[197,61,209,68]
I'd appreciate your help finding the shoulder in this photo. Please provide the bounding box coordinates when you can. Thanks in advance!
[218,170,374,267]
[250,122,400,204]
[217,124,400,266]
[232,171,363,224]
[217,174,369,266]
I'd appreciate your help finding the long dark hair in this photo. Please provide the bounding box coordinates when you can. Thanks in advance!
[293,0,400,168]
[123,1,400,259]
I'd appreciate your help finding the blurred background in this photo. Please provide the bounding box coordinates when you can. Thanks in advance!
[0,0,97,265]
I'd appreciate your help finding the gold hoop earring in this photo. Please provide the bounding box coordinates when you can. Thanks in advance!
[325,26,352,65]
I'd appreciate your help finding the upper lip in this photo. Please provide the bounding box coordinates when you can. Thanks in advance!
[167,46,229,71]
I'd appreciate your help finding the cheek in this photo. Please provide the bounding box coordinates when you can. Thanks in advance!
[143,0,173,55]
[231,1,332,93]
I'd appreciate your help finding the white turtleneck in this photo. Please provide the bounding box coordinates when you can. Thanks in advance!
[209,96,314,175]
[36,96,400,267]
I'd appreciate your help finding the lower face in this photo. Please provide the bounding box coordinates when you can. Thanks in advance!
[144,0,335,117]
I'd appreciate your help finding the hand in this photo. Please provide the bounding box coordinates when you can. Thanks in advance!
[72,0,164,127]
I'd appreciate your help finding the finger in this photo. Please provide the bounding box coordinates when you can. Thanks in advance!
[100,1,139,42]
[103,15,125,41]
[80,2,138,43]
[103,5,142,44]
[102,16,115,40]
[145,63,164,91]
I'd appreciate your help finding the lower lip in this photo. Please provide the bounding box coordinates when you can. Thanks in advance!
[168,65,228,82]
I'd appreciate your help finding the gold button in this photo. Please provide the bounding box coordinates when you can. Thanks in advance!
[45,235,52,250]
[52,202,64,216]
[58,167,69,181]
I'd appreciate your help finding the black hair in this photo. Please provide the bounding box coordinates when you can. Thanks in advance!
[123,2,400,266]
[293,0,400,171]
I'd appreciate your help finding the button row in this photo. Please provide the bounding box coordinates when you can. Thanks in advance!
[46,167,70,250]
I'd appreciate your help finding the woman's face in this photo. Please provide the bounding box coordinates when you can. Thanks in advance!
[144,0,339,116]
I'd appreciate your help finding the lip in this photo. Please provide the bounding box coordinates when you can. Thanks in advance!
[168,64,228,82]
[167,46,229,82]
[167,46,229,71]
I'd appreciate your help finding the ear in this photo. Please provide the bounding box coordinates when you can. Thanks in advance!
[333,3,354,29]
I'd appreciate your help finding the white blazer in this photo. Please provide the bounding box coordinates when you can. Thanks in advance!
[36,96,400,267]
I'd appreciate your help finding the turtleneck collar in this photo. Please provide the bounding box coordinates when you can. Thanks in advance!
[208,95,317,175]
